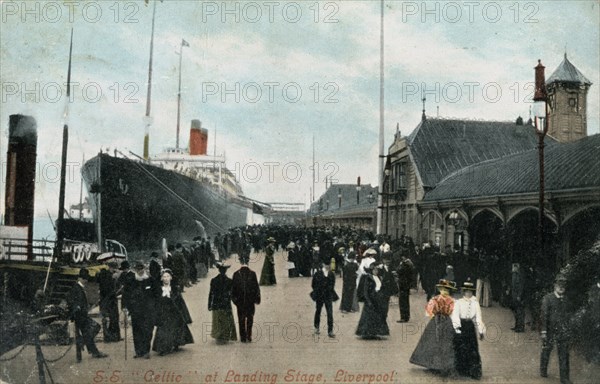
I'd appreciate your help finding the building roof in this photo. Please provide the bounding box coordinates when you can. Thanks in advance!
[546,54,592,86]
[309,184,377,213]
[407,118,547,188]
[423,134,600,202]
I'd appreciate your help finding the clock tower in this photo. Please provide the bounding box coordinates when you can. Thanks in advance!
[546,54,592,142]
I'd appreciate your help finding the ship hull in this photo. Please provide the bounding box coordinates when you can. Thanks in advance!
[82,154,256,252]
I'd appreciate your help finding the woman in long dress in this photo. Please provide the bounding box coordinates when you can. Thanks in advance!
[340,252,359,313]
[259,238,277,285]
[208,263,237,343]
[451,279,485,379]
[355,263,390,339]
[410,279,457,374]
[152,269,194,355]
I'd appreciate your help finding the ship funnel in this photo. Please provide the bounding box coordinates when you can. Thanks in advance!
[4,114,38,253]
[189,119,208,155]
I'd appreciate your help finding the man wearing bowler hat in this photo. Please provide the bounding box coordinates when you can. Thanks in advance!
[67,268,108,358]
[540,274,571,384]
[232,256,261,343]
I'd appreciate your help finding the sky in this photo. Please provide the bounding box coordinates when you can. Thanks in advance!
[1,0,599,222]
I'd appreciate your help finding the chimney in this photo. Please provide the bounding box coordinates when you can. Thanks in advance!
[189,119,208,155]
[4,114,37,253]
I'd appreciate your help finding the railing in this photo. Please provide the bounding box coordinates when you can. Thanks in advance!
[0,238,55,262]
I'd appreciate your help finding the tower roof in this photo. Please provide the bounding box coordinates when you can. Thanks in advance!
[546,54,592,86]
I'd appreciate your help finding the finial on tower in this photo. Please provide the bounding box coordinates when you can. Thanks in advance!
[421,96,426,121]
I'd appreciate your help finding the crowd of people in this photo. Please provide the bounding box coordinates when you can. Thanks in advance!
[66,223,586,383]
[69,241,206,360]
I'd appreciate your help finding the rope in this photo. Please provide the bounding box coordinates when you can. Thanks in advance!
[0,344,27,362]
[43,341,74,363]
[118,151,227,232]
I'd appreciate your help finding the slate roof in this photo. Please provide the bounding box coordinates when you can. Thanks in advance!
[423,134,600,201]
[407,118,548,188]
[546,54,592,85]
[309,184,378,213]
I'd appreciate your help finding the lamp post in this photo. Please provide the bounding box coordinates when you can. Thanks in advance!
[384,155,391,236]
[533,59,548,259]
[338,188,342,209]
[448,210,463,254]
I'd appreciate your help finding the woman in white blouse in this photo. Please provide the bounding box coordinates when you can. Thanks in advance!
[152,269,194,355]
[451,278,485,379]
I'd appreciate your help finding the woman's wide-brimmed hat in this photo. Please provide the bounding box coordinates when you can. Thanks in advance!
[461,278,476,291]
[436,279,457,291]
[160,268,173,276]
[267,237,276,243]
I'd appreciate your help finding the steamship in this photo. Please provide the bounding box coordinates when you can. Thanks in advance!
[81,120,267,253]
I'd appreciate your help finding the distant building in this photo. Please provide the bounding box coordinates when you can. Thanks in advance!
[266,202,306,225]
[308,184,378,230]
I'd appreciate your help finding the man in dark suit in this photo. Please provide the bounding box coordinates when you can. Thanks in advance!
[511,263,526,332]
[117,260,134,312]
[396,254,415,322]
[67,268,108,358]
[149,252,162,281]
[540,275,571,384]
[380,254,398,320]
[97,262,121,342]
[127,262,159,358]
[231,257,261,343]
[311,262,338,338]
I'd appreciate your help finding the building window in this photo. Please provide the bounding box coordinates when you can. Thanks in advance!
[569,97,577,111]
[392,162,407,191]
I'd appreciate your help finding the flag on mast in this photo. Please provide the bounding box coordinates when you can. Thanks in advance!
[182,39,190,47]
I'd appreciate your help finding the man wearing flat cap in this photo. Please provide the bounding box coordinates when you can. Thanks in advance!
[540,274,571,384]
[67,268,108,358]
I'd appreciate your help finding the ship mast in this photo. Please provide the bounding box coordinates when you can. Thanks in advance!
[176,39,189,149]
[55,27,74,261]
[143,0,160,160]
[78,153,84,220]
